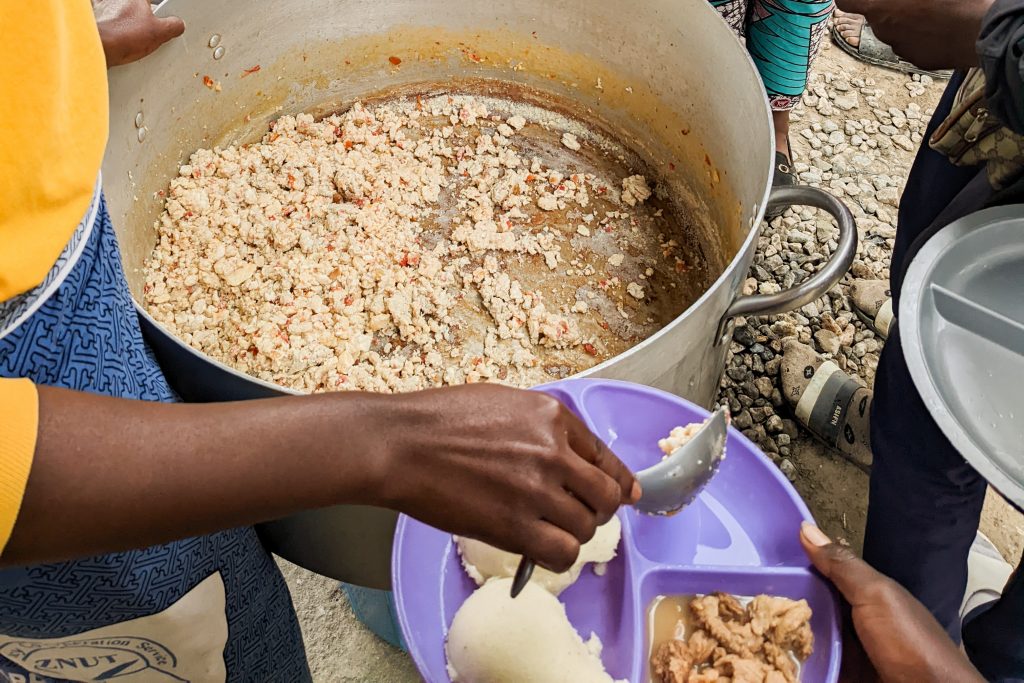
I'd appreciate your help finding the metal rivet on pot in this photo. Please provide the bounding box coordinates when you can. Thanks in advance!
[135,112,144,129]
[137,127,148,143]
[213,46,225,60]
[208,34,222,49]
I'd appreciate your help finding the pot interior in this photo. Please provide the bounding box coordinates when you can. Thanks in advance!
[107,0,773,304]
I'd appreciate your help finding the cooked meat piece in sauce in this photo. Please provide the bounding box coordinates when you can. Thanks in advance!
[651,593,813,683]
[687,629,719,666]
[651,640,694,683]
[691,594,762,658]
[748,594,814,660]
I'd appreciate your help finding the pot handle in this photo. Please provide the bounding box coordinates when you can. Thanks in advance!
[716,185,857,343]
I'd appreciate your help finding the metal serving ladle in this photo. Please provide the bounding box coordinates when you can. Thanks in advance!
[511,406,729,597]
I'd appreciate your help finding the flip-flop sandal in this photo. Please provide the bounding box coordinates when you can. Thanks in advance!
[830,22,952,80]
[780,340,873,471]
[849,280,893,340]
[766,146,796,220]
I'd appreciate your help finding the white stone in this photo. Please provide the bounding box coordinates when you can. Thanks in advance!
[877,187,900,206]
[834,94,859,111]
[815,329,841,355]
[851,154,873,170]
[892,135,915,152]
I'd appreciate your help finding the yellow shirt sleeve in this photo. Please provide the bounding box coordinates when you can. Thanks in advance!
[0,0,109,301]
[0,379,38,554]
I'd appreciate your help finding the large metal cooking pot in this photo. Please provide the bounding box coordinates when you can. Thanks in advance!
[104,0,855,589]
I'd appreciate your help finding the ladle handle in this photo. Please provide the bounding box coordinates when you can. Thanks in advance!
[716,185,857,343]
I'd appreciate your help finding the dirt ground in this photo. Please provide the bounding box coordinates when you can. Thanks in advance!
[789,435,1024,562]
[280,561,417,682]
[281,40,1024,681]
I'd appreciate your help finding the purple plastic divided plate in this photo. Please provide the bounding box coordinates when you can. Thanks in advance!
[392,379,842,682]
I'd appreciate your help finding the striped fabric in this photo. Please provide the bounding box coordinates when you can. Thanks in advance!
[711,0,834,111]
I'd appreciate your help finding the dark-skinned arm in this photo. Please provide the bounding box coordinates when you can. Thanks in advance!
[4,383,638,570]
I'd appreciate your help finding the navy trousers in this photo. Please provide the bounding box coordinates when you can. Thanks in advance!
[863,72,1024,681]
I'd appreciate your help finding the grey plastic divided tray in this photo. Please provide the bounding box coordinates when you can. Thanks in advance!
[901,205,1024,509]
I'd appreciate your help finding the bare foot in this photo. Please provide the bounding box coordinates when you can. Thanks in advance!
[832,9,866,49]
[831,8,951,78]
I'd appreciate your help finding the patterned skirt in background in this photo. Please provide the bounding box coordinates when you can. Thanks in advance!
[711,0,834,111]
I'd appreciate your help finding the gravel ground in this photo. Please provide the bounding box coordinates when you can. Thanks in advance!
[719,47,934,476]
[283,40,1023,681]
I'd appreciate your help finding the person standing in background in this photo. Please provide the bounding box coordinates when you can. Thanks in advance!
[776,0,1024,677]
[710,0,835,213]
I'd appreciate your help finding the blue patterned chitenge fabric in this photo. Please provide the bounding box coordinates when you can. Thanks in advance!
[0,188,310,682]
